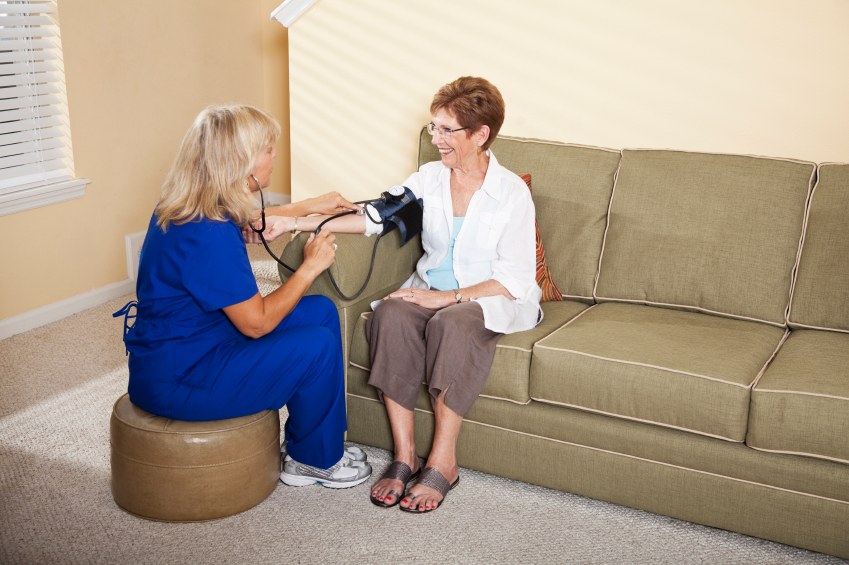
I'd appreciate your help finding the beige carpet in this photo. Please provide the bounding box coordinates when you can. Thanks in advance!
[0,241,845,565]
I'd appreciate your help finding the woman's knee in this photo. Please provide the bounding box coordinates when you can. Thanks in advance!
[371,298,404,322]
[370,298,420,332]
[427,307,467,340]
[368,301,424,357]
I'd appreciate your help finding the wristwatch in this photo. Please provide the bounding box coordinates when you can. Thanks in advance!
[455,291,462,304]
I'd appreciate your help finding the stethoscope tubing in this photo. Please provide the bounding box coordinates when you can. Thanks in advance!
[248,176,383,300]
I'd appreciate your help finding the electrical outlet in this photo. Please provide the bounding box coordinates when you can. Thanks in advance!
[125,230,147,281]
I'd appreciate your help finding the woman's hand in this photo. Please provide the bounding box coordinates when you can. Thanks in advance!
[301,228,337,275]
[386,287,455,310]
[303,192,363,216]
[242,216,294,244]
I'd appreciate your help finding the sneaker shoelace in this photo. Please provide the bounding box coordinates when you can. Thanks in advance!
[297,455,354,479]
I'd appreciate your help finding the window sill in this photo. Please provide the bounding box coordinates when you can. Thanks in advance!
[0,179,92,217]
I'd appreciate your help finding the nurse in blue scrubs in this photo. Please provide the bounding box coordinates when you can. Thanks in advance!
[117,104,371,489]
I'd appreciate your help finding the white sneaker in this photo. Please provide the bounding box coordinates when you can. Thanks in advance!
[280,455,372,489]
[280,441,367,463]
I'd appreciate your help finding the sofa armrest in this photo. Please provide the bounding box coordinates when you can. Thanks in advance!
[277,230,423,309]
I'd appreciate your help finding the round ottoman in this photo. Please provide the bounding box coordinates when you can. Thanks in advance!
[110,394,280,522]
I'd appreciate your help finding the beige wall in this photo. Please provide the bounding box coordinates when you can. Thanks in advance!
[261,0,291,197]
[5,0,848,323]
[0,0,290,322]
[289,0,849,203]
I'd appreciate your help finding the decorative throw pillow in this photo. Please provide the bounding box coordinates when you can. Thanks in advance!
[519,173,563,302]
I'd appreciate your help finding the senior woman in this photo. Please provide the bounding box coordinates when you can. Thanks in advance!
[116,104,371,489]
[257,77,541,512]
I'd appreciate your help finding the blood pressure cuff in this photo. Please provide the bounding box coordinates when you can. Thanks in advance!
[369,187,423,247]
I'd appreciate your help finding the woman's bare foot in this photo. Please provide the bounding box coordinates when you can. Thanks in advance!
[400,459,459,512]
[370,452,420,507]
[399,392,463,511]
[372,397,419,507]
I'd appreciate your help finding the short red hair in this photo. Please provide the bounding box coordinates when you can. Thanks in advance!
[430,77,505,151]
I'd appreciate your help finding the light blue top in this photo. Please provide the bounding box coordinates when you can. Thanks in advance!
[427,217,464,291]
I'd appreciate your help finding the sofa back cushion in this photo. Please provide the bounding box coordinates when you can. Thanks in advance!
[419,129,620,302]
[787,163,849,332]
[594,149,815,326]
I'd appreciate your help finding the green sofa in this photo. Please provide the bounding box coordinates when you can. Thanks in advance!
[279,130,849,558]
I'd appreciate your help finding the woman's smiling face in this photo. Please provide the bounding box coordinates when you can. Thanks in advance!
[430,107,481,170]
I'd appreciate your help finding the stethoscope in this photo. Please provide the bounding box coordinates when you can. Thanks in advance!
[248,174,298,273]
[248,174,388,300]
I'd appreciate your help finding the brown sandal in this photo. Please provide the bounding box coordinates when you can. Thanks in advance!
[369,459,422,508]
[399,467,460,513]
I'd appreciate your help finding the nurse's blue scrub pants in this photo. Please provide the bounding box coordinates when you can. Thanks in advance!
[168,296,346,470]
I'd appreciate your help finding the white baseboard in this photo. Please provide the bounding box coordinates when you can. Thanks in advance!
[0,278,136,341]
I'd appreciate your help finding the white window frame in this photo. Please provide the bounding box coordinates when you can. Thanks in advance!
[0,0,89,217]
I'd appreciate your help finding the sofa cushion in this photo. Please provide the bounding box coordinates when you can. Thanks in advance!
[530,302,788,441]
[594,150,815,326]
[349,300,589,404]
[747,330,849,465]
[787,163,849,332]
[419,129,620,302]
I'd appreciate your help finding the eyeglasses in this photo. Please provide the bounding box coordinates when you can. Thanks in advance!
[426,123,468,139]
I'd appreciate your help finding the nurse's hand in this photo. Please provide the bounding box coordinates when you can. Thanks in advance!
[301,228,336,275]
[303,192,363,216]
[243,216,294,244]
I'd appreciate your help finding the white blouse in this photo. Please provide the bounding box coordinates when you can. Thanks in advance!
[367,151,542,334]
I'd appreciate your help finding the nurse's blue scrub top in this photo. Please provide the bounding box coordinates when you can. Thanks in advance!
[125,212,258,410]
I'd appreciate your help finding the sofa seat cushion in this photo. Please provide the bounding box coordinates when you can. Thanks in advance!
[530,302,788,441]
[748,330,849,465]
[348,300,589,404]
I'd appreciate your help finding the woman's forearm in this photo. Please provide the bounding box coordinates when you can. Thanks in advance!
[265,191,362,218]
[264,202,312,218]
[222,268,317,338]
[294,214,367,234]
[460,279,514,302]
[257,266,320,332]
[224,231,337,337]
[385,279,515,311]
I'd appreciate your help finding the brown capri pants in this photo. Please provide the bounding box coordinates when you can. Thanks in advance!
[365,298,502,417]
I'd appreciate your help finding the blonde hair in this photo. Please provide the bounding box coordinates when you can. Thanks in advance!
[156,104,280,230]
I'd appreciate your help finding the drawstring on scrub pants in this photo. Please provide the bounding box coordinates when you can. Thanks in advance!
[113,301,138,355]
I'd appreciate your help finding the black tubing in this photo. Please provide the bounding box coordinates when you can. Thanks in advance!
[324,233,384,301]
[259,198,385,300]
[258,230,297,273]
[260,227,384,302]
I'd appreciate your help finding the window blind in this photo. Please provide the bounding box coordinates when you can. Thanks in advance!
[0,1,72,197]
